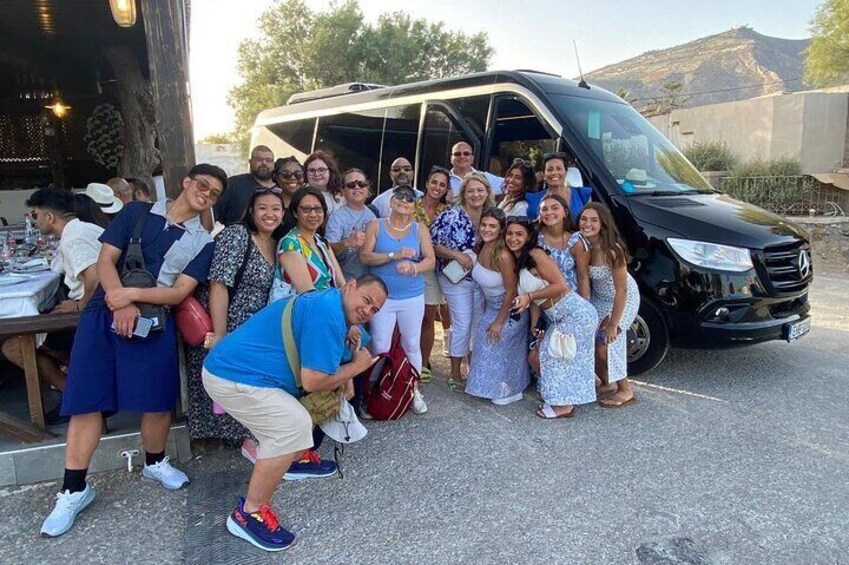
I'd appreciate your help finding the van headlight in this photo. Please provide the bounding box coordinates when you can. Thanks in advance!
[667,238,753,272]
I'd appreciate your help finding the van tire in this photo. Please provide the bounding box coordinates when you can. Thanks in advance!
[627,297,669,376]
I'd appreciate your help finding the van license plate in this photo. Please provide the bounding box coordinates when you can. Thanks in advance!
[784,318,811,342]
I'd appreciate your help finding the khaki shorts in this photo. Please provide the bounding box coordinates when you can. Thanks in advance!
[202,369,313,459]
[423,269,445,306]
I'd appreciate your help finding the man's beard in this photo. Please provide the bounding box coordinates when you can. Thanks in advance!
[253,167,272,181]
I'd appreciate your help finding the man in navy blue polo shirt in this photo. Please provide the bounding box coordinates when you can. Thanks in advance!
[40,163,227,538]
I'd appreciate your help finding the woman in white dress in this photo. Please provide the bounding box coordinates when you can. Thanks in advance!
[579,203,640,408]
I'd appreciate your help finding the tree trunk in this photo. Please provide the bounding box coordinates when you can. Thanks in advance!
[103,46,159,197]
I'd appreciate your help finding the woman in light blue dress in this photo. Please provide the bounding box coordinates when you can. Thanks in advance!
[506,217,598,419]
[579,203,641,408]
[465,208,530,405]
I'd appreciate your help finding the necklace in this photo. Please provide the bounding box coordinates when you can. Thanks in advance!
[388,219,412,231]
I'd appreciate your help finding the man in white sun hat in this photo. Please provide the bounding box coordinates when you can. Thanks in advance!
[84,182,124,216]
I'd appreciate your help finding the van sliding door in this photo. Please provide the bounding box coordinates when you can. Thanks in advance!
[417,102,481,186]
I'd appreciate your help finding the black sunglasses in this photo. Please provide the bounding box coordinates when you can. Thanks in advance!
[392,187,417,202]
[345,180,369,189]
[430,165,451,176]
[277,170,304,180]
[506,215,534,227]
[542,152,569,163]
[390,165,413,173]
[256,186,283,195]
[452,150,472,157]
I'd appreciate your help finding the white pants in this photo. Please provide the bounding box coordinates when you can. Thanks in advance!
[370,294,425,373]
[439,275,483,358]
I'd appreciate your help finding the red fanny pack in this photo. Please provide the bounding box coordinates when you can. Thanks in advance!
[174,295,212,346]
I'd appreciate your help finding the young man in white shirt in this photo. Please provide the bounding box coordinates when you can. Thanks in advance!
[1,189,103,424]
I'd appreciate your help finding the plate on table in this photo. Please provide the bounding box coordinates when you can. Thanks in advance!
[0,272,32,286]
[10,258,51,273]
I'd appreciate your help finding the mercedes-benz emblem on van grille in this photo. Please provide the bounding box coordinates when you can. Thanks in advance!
[797,249,811,278]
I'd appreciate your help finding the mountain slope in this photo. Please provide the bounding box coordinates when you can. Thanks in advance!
[586,27,810,109]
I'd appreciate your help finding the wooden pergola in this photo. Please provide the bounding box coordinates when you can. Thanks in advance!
[0,0,195,198]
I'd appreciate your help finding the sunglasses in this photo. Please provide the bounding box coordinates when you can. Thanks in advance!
[392,191,417,203]
[506,215,534,227]
[542,152,569,163]
[390,166,413,173]
[277,170,304,180]
[344,180,369,189]
[192,176,223,200]
[512,158,534,168]
[452,151,472,157]
[430,165,451,176]
[256,186,283,195]
[298,205,325,215]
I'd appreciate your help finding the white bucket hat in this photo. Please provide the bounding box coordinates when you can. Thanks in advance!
[624,168,656,189]
[319,397,368,444]
[85,182,124,214]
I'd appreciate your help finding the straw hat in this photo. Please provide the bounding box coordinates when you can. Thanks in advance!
[85,183,124,214]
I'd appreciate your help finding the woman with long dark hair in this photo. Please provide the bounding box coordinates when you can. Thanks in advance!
[186,187,285,459]
[579,202,640,407]
[506,216,598,419]
[497,159,534,217]
[465,208,529,405]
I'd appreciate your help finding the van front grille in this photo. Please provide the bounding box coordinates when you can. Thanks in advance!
[760,242,812,295]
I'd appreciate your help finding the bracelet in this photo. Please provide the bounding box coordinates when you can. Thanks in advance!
[412,264,417,275]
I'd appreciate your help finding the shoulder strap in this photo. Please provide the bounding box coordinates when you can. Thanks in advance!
[228,225,254,300]
[123,203,154,275]
[281,297,302,387]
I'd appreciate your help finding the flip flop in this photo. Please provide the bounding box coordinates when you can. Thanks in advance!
[599,396,637,409]
[448,378,466,393]
[536,404,575,419]
[420,366,433,383]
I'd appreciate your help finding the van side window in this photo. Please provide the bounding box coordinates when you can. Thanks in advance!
[453,96,491,147]
[315,108,385,185]
[266,117,316,156]
[419,106,467,183]
[491,96,557,177]
[381,104,421,193]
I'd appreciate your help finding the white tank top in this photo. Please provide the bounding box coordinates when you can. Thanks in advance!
[517,269,550,306]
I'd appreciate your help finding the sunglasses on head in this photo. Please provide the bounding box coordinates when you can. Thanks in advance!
[542,152,569,163]
[506,215,534,227]
[255,186,283,195]
[277,170,304,180]
[512,158,534,169]
[345,180,369,189]
[430,165,450,176]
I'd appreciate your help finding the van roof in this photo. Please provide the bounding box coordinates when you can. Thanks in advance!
[255,70,624,123]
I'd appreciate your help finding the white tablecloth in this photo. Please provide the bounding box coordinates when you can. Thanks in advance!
[0,271,61,319]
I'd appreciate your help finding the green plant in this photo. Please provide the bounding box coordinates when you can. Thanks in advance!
[683,141,738,171]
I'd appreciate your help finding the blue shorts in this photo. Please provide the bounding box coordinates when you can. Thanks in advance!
[61,306,179,416]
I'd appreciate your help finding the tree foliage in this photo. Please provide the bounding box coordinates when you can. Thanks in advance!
[227,0,493,144]
[642,81,689,116]
[683,140,738,172]
[805,0,849,86]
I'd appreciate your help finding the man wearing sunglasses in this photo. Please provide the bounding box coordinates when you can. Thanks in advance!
[448,141,504,202]
[370,157,423,218]
[213,145,276,226]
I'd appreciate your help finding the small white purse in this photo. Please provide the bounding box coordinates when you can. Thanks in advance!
[547,326,577,361]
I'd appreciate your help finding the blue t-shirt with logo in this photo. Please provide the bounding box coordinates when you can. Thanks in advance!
[203,289,367,396]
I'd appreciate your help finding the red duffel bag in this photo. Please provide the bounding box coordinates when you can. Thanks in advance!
[174,296,213,346]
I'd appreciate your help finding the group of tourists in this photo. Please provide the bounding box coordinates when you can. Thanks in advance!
[31,140,640,553]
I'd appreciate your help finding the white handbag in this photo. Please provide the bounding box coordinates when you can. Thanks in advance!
[547,326,577,361]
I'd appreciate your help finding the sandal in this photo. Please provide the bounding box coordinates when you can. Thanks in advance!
[448,378,465,393]
[420,366,433,383]
[599,396,637,409]
[536,404,575,419]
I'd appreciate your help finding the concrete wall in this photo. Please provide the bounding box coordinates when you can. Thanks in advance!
[650,91,848,174]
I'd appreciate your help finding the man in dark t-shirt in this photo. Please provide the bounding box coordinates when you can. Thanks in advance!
[213,145,276,225]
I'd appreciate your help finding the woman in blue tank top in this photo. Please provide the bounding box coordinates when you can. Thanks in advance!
[360,185,436,415]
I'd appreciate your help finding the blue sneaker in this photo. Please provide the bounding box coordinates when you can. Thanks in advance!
[226,497,297,552]
[283,449,337,481]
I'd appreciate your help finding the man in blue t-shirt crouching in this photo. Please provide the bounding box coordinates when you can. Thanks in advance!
[202,274,387,552]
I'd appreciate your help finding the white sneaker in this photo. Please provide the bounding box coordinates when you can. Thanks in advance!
[142,456,189,490]
[41,483,96,537]
[442,328,452,357]
[491,392,524,406]
[412,389,428,415]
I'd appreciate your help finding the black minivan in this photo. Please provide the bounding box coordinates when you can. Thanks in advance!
[251,70,813,374]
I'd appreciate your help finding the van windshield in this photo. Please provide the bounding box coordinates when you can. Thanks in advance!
[552,94,714,195]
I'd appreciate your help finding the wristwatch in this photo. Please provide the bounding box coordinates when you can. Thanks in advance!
[388,252,396,260]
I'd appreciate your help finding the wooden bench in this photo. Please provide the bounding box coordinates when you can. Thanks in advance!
[0,312,80,442]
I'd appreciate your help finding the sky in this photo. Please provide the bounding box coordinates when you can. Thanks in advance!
[189,0,822,139]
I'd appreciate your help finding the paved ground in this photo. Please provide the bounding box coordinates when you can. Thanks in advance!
[1,273,847,565]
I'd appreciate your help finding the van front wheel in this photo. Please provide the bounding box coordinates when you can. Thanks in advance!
[626,298,669,376]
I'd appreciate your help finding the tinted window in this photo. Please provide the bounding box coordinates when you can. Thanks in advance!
[263,118,315,158]
[453,95,490,148]
[315,108,385,185]
[418,105,466,185]
[380,104,421,193]
[491,96,556,175]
